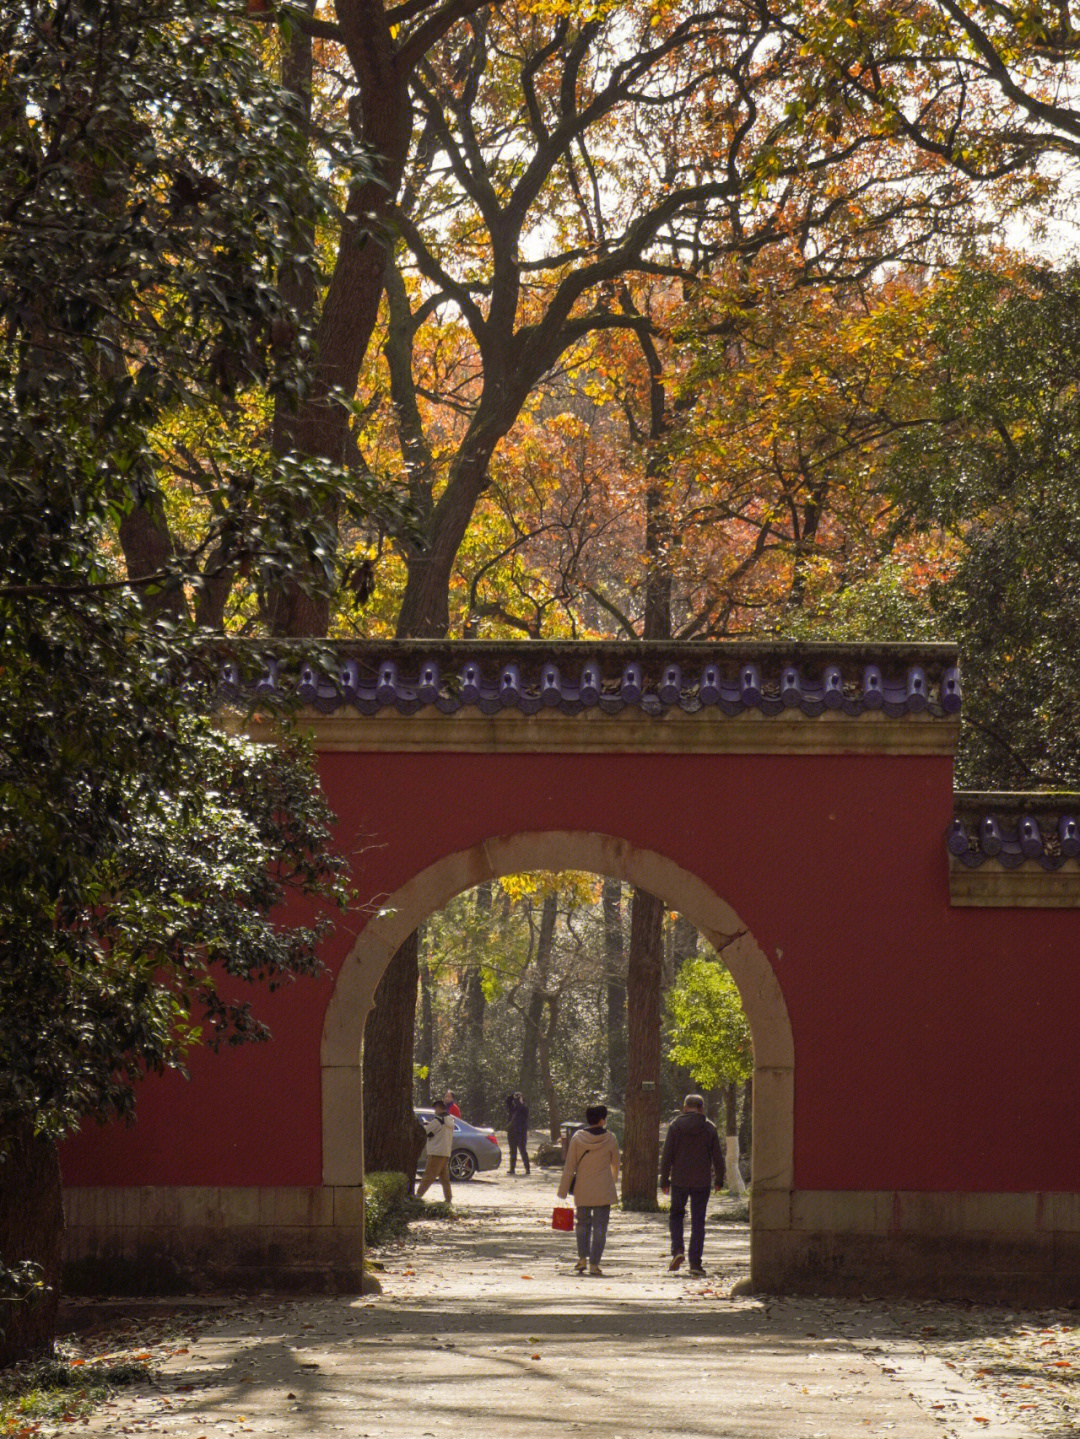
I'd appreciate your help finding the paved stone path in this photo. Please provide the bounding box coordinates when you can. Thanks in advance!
[74,1171,1062,1439]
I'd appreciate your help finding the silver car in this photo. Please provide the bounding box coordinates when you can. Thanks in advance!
[414,1109,503,1181]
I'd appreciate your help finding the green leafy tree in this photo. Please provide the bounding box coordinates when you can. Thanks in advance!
[889,261,1080,786]
[0,0,361,1364]
[665,957,752,1095]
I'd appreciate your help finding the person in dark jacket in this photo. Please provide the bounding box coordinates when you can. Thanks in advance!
[506,1092,530,1175]
[660,1093,725,1276]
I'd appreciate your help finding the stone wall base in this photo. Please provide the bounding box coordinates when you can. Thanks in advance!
[753,1189,1080,1304]
[62,1187,364,1296]
[65,1186,1080,1303]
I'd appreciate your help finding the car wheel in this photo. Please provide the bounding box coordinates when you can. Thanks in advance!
[449,1149,476,1181]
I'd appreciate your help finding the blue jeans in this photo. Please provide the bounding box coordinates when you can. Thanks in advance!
[670,1185,709,1268]
[575,1204,610,1265]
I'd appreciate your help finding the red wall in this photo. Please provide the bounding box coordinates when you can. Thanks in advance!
[60,749,1080,1193]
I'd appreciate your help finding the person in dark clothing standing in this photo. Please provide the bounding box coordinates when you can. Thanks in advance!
[506,1092,530,1175]
[660,1093,725,1276]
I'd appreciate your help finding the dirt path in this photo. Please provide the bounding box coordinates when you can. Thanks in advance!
[71,1172,1059,1439]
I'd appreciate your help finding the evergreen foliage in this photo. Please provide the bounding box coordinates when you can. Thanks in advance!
[665,957,753,1094]
[0,0,362,1361]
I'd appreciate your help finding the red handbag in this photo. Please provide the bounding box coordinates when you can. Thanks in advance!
[552,1205,574,1231]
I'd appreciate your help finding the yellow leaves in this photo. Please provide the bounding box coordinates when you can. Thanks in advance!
[499,870,600,906]
[520,0,625,22]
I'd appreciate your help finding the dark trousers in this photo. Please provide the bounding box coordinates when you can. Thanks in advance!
[576,1204,610,1265]
[508,1134,530,1173]
[670,1184,709,1267]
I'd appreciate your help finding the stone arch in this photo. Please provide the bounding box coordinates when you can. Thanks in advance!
[321,831,794,1276]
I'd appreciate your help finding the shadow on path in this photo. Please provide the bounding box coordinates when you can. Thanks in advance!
[75,1170,1066,1439]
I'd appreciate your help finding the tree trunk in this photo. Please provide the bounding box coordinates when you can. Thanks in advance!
[416,947,433,1109]
[518,989,544,1101]
[461,965,486,1124]
[362,930,422,1175]
[602,878,626,1104]
[671,913,698,971]
[622,887,664,1207]
[538,997,561,1141]
[264,0,414,635]
[518,893,556,1109]
[739,1076,753,1180]
[725,1080,749,1196]
[620,336,674,1205]
[358,432,510,1174]
[395,421,507,638]
[261,7,324,636]
[118,498,187,620]
[642,479,672,640]
[0,1119,62,1368]
[461,883,490,1123]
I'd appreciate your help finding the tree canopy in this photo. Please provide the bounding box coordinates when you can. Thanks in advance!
[0,0,357,1362]
[666,957,753,1094]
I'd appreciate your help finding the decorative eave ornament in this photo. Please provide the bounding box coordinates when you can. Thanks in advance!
[216,639,962,719]
[949,794,1080,872]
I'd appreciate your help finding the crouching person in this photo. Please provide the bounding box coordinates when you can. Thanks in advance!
[417,1098,455,1202]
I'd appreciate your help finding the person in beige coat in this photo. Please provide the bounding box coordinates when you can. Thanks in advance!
[416,1098,455,1201]
[557,1104,619,1275]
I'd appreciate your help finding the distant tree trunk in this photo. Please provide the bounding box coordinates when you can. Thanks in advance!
[518,988,544,1101]
[622,887,664,1207]
[363,931,422,1174]
[416,946,433,1108]
[462,969,486,1123]
[0,1120,62,1368]
[518,893,556,1110]
[739,1076,753,1180]
[725,1082,738,1139]
[461,883,490,1123]
[537,995,561,1141]
[671,914,698,975]
[603,879,626,1104]
[725,1080,749,1196]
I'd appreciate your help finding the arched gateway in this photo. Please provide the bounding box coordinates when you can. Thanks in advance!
[61,642,1080,1303]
